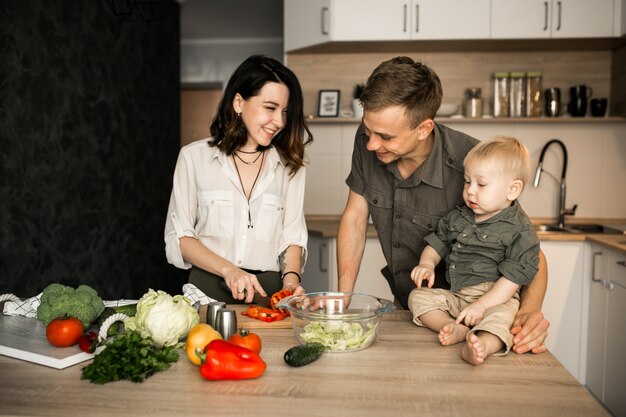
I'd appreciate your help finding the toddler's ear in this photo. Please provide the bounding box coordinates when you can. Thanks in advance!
[507,180,524,201]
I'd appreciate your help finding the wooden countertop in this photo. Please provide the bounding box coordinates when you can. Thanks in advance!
[306,215,626,250]
[0,309,608,417]
[586,234,626,252]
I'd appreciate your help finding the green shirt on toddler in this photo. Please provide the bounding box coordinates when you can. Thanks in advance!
[424,200,540,291]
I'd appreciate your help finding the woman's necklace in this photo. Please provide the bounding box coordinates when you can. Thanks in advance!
[234,150,262,165]
[233,151,265,228]
[237,148,259,154]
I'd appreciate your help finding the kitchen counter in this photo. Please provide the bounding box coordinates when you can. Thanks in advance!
[0,309,608,417]
[306,215,626,250]
[586,234,626,252]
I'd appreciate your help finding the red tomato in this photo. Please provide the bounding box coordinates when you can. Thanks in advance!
[228,328,262,354]
[46,316,84,347]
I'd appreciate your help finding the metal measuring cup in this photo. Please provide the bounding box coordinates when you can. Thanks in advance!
[206,301,226,328]
[214,308,237,340]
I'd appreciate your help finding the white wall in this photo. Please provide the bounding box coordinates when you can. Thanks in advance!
[304,121,626,219]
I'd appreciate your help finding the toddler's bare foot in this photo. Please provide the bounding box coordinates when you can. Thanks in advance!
[461,333,486,365]
[438,321,469,346]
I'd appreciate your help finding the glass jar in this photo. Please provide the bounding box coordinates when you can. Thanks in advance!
[525,71,543,117]
[509,71,526,117]
[464,87,483,118]
[492,72,510,118]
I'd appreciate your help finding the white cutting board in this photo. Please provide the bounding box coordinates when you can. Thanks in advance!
[0,314,94,369]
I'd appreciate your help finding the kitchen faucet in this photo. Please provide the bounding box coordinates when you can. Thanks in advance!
[533,139,578,228]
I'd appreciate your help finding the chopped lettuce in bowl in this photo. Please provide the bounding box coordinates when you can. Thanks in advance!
[298,320,379,352]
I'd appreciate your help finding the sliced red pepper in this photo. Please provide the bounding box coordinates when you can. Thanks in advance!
[241,305,287,322]
[198,339,266,381]
[270,289,293,315]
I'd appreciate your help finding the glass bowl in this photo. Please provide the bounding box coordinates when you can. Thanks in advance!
[275,292,394,352]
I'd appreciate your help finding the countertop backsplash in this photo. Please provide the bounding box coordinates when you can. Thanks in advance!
[303,120,626,220]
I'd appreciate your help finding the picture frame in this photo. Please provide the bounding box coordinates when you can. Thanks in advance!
[317,90,340,117]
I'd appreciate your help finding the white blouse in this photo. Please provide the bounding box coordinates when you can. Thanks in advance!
[164,138,308,272]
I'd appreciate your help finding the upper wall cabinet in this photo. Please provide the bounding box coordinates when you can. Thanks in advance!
[491,0,615,39]
[284,0,330,52]
[285,0,623,51]
[284,0,490,51]
[409,0,491,40]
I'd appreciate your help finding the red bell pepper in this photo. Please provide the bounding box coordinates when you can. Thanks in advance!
[270,289,293,316]
[198,340,266,381]
[241,305,287,322]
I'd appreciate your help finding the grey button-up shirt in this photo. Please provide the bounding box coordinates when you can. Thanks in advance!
[346,122,479,308]
[425,201,540,291]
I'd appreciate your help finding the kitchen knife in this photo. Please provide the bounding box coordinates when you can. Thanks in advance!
[219,281,272,308]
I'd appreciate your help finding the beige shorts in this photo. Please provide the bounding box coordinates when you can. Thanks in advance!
[408,282,520,355]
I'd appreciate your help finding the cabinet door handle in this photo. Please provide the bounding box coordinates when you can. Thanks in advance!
[321,7,329,35]
[319,242,328,273]
[591,251,603,282]
[543,1,549,31]
[402,4,407,32]
[617,260,626,268]
[556,1,562,31]
[415,4,419,33]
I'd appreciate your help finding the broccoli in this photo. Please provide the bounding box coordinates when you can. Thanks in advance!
[36,283,106,329]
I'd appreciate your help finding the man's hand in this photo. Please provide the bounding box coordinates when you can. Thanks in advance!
[511,311,550,354]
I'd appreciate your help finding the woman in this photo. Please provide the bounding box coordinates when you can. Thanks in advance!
[164,55,313,303]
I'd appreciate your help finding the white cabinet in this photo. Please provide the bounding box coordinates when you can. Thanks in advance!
[491,0,615,39]
[302,235,392,300]
[331,0,411,41]
[539,241,585,382]
[284,0,490,51]
[284,0,330,52]
[585,243,626,417]
[410,0,491,40]
[286,0,619,49]
[584,245,606,398]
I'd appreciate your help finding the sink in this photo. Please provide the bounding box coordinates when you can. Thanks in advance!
[568,224,621,234]
[534,224,581,234]
[534,223,622,234]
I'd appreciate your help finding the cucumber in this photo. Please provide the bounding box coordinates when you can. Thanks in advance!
[284,342,325,367]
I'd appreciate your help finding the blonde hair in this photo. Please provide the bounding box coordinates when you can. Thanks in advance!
[464,136,532,189]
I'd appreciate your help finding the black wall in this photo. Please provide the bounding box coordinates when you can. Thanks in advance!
[0,1,186,299]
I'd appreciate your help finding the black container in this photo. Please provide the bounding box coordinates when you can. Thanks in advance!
[567,85,593,117]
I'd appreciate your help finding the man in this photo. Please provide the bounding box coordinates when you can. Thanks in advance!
[337,56,549,354]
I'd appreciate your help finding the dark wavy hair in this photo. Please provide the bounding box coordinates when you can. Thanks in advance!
[360,56,442,129]
[209,55,313,175]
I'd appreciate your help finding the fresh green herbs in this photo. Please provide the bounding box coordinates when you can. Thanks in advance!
[81,330,179,384]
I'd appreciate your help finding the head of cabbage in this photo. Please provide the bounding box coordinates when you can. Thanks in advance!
[125,289,199,347]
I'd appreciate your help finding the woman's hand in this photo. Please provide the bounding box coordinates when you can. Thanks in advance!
[282,274,304,296]
[223,268,267,303]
